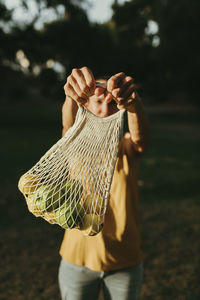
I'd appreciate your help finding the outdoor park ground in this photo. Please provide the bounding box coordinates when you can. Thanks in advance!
[0,101,200,300]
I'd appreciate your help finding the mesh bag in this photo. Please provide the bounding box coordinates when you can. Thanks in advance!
[18,105,125,236]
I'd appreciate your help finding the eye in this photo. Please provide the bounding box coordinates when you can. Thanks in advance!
[96,100,102,104]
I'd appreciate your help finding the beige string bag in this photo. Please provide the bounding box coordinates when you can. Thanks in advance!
[18,104,125,236]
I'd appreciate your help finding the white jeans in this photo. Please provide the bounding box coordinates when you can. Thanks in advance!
[58,258,144,300]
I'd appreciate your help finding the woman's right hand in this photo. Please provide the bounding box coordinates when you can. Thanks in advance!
[64,67,96,105]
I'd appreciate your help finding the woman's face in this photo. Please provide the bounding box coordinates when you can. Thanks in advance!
[84,79,119,118]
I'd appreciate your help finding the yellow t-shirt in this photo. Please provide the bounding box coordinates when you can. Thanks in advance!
[59,134,144,271]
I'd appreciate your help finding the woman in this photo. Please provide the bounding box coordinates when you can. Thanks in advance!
[58,66,149,300]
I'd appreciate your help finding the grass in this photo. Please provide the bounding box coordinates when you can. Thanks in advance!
[0,101,200,299]
[138,106,200,299]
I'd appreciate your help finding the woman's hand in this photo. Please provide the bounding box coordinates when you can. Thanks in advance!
[63,67,96,105]
[106,72,140,112]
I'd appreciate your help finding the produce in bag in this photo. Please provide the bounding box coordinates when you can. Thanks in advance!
[18,105,124,235]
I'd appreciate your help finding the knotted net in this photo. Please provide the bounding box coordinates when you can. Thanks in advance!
[18,105,125,236]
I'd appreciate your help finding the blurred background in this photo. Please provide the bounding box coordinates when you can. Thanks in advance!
[0,0,200,299]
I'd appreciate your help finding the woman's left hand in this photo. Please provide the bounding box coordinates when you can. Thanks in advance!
[106,72,140,112]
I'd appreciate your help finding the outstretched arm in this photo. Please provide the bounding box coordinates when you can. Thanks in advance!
[127,97,149,153]
[62,97,78,137]
[107,72,149,153]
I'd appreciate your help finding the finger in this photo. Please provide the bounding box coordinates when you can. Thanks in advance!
[119,83,136,101]
[107,72,126,93]
[66,83,87,105]
[94,86,106,96]
[114,85,137,107]
[105,92,113,103]
[68,74,88,100]
[111,87,122,100]
[72,68,90,96]
[81,66,96,95]
[118,76,134,96]
[111,76,134,99]
[117,98,134,110]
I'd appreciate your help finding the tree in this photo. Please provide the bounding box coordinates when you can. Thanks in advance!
[151,0,200,104]
[111,0,154,99]
[111,0,200,104]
